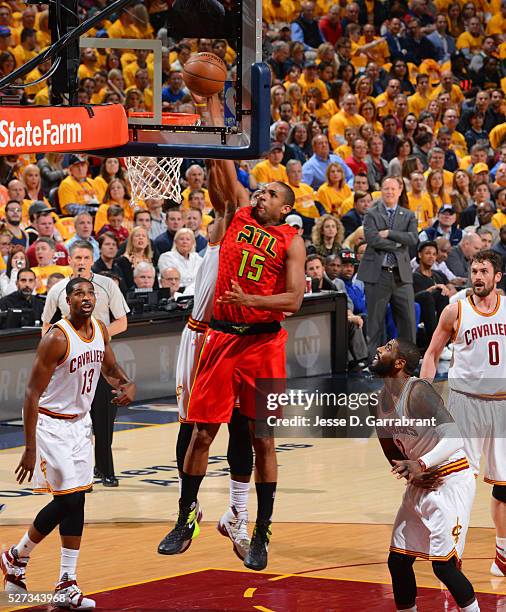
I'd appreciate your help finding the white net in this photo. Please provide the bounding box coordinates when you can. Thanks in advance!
[125,156,184,205]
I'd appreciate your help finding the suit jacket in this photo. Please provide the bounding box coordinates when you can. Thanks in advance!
[446,246,469,279]
[357,201,418,284]
[341,208,363,237]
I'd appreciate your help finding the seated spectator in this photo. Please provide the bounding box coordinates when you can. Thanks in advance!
[475,201,499,244]
[159,267,183,297]
[92,157,126,203]
[186,191,213,229]
[132,262,156,290]
[341,191,372,238]
[339,249,367,318]
[316,162,352,216]
[0,267,44,323]
[307,214,344,257]
[328,94,365,149]
[445,231,483,280]
[291,2,324,51]
[0,246,28,297]
[419,205,463,247]
[38,153,67,197]
[251,143,288,185]
[324,253,343,286]
[97,205,129,244]
[46,272,65,293]
[92,232,127,294]
[381,115,401,163]
[94,178,135,234]
[158,228,203,289]
[115,226,154,289]
[464,111,489,151]
[31,237,72,293]
[57,154,99,216]
[477,227,495,250]
[184,208,208,252]
[460,182,491,229]
[407,171,434,231]
[21,164,46,209]
[413,241,454,351]
[305,254,336,291]
[287,122,312,162]
[153,207,184,254]
[303,134,353,190]
[162,70,189,111]
[339,173,371,217]
[145,198,166,240]
[285,160,323,237]
[181,165,212,212]
[3,200,28,249]
[344,138,368,177]
[0,228,10,272]
[450,169,473,217]
[65,212,99,261]
[366,134,388,191]
[433,237,466,286]
[25,205,68,267]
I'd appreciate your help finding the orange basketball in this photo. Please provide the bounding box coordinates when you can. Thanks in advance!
[182,52,227,97]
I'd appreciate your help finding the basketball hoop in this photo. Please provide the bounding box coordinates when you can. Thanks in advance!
[125,112,200,205]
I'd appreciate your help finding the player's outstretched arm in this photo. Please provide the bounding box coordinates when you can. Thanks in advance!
[420,302,459,381]
[98,321,136,406]
[217,235,307,313]
[16,327,68,484]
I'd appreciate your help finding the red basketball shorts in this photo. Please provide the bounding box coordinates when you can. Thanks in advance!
[185,328,288,423]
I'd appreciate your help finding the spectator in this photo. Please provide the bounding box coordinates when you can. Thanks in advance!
[316,162,353,216]
[319,4,342,46]
[115,226,154,289]
[302,134,353,190]
[328,94,365,149]
[145,198,166,240]
[366,134,388,191]
[181,165,211,211]
[464,111,489,151]
[31,237,72,293]
[132,261,156,290]
[92,157,126,203]
[291,1,324,51]
[0,267,44,323]
[475,201,499,243]
[381,115,401,163]
[419,205,463,247]
[445,231,483,279]
[0,229,10,272]
[324,253,342,284]
[307,214,345,257]
[388,138,413,178]
[25,206,68,266]
[267,41,290,83]
[285,160,321,233]
[57,154,99,216]
[45,272,65,293]
[407,171,434,231]
[460,182,491,229]
[162,70,189,110]
[492,226,506,271]
[3,200,28,248]
[21,164,45,205]
[158,228,203,289]
[450,169,473,217]
[414,241,455,345]
[477,228,495,250]
[37,153,67,197]
[456,16,483,58]
[154,207,185,254]
[92,231,122,274]
[184,208,208,252]
[344,138,368,177]
[492,188,506,231]
[339,249,367,318]
[0,247,27,297]
[305,254,337,290]
[427,13,456,63]
[287,122,311,162]
[160,267,183,297]
[341,191,372,238]
[65,212,99,261]
[97,205,129,244]
[357,176,418,360]
[251,143,288,185]
[94,178,133,234]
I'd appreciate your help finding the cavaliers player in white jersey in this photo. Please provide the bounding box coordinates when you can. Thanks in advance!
[421,250,506,576]
[174,158,254,560]
[371,338,480,612]
[1,277,135,609]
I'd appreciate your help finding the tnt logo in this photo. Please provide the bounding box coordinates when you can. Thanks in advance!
[294,320,320,369]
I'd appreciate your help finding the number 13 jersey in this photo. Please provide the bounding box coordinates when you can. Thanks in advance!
[448,294,506,398]
[38,316,105,418]
[213,206,297,323]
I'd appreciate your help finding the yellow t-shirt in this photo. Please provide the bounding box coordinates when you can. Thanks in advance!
[451,131,468,159]
[430,84,464,107]
[456,32,483,54]
[11,44,37,68]
[34,86,49,105]
[107,19,141,39]
[328,110,366,149]
[125,85,153,111]
[486,13,506,36]
[123,60,154,89]
[407,192,434,230]
[297,75,329,101]
[251,160,288,185]
[358,36,390,66]
[32,264,72,294]
[374,92,396,117]
[77,63,98,80]
[24,67,46,96]
[424,168,454,193]
[316,182,353,215]
[335,144,352,159]
[262,0,297,24]
[492,210,506,230]
[408,92,431,118]
[350,40,368,69]
[57,176,99,215]
[290,182,321,219]
[490,123,506,150]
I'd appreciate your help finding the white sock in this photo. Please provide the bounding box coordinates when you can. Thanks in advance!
[461,600,480,611]
[496,536,506,552]
[60,547,79,581]
[230,479,249,514]
[14,532,37,559]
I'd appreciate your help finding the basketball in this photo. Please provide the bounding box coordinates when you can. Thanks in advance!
[182,52,227,97]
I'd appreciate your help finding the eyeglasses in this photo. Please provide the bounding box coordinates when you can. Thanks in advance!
[164,277,179,281]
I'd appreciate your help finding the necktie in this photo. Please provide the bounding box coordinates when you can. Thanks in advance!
[384,208,397,267]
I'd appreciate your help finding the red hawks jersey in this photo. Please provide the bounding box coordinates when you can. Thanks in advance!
[213,206,297,323]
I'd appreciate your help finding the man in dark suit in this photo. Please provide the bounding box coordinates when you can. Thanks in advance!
[341,191,372,238]
[357,177,418,361]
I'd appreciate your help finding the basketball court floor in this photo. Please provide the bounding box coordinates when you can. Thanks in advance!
[1,376,506,611]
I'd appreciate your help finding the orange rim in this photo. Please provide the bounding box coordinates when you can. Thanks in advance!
[128,112,200,126]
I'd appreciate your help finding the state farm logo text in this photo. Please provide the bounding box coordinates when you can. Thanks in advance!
[0,119,82,148]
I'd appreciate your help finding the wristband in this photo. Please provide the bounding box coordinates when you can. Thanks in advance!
[417,458,427,472]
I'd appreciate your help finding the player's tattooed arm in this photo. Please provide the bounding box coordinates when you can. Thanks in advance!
[420,302,459,381]
[98,321,136,406]
[16,326,68,484]
[218,235,306,313]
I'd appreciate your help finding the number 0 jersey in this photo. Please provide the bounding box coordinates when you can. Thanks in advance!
[38,316,105,418]
[213,206,298,324]
[448,294,506,398]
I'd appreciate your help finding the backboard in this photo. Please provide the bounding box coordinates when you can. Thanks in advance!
[80,0,269,159]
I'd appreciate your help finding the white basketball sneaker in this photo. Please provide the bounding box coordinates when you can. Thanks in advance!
[54,574,96,610]
[1,547,28,594]
[217,506,250,560]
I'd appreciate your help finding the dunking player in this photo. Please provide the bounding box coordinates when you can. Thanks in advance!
[174,157,254,560]
[1,277,135,608]
[371,338,480,612]
[158,180,306,571]
[421,250,506,576]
